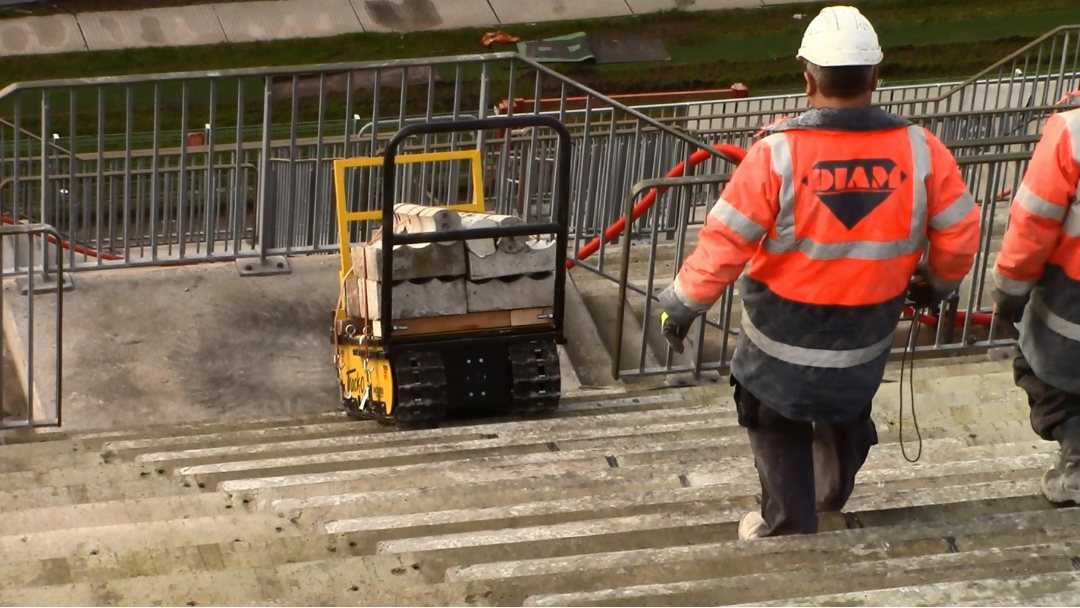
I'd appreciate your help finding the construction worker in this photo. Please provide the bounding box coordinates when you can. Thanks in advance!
[657,5,980,538]
[992,107,1080,504]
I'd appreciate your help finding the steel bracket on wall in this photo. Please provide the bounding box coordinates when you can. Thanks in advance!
[235,256,292,277]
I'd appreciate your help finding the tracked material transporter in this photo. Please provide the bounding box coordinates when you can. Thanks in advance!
[331,117,572,429]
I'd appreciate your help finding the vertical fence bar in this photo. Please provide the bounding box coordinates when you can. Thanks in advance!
[256,76,273,262]
[38,91,50,279]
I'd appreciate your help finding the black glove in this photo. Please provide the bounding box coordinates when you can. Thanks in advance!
[660,312,691,354]
[993,306,1022,340]
[991,289,1028,340]
[906,275,948,310]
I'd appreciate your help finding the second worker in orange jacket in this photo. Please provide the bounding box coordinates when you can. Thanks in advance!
[657,6,981,539]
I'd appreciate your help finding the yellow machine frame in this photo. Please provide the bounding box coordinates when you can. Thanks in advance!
[330,149,485,418]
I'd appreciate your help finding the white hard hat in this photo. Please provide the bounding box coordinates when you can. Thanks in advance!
[797,6,883,67]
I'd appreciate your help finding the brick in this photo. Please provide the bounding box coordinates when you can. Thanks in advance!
[362,278,468,319]
[467,237,558,280]
[459,211,528,256]
[392,203,461,234]
[355,240,466,282]
[466,273,556,313]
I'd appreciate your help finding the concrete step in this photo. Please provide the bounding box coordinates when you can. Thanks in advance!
[0,475,201,511]
[0,553,469,607]
[0,511,304,563]
[521,539,1080,606]
[224,433,988,505]
[372,478,1051,581]
[446,507,1080,606]
[732,570,1080,607]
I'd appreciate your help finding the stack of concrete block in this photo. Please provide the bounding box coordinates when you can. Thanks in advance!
[344,204,557,320]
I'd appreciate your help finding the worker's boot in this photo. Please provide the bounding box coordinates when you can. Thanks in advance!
[1042,417,1080,504]
[738,511,767,540]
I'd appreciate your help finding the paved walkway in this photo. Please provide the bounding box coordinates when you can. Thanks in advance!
[0,0,800,57]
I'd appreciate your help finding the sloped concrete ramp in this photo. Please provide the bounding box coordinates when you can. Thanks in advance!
[3,253,594,431]
[4,256,342,430]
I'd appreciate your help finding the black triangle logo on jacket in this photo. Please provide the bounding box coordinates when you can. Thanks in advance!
[802,159,908,229]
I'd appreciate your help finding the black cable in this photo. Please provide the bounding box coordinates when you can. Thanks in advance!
[899,308,923,463]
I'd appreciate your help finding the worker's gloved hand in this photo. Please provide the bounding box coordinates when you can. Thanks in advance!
[993,305,1023,340]
[660,312,691,354]
[906,274,949,310]
[991,289,1029,340]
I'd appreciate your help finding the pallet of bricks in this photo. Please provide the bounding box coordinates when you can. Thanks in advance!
[343,203,557,332]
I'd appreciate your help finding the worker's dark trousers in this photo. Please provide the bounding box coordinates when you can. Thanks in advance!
[732,379,878,536]
[1012,348,1080,441]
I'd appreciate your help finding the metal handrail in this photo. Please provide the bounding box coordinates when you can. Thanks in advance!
[0,222,63,428]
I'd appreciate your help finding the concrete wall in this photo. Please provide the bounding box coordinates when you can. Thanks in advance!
[0,0,811,56]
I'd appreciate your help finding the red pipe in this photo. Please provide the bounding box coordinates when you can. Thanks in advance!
[903,306,993,328]
[1,215,123,260]
[569,143,748,268]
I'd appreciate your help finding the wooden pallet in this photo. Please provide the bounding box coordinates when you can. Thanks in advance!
[365,306,554,338]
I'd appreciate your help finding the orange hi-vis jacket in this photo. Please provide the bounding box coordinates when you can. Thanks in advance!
[658,107,980,422]
[993,108,1080,394]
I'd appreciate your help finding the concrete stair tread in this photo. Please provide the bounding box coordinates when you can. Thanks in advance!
[0,512,303,563]
[726,570,1080,607]
[133,403,734,465]
[0,475,199,511]
[372,477,1049,558]
[0,554,468,607]
[212,425,1047,497]
[445,508,1080,597]
[278,449,1051,531]
[519,540,1080,606]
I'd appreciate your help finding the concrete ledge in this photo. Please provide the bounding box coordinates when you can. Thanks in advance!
[627,0,763,12]
[350,0,500,32]
[0,15,87,56]
[487,0,633,23]
[78,6,227,52]
[216,0,364,43]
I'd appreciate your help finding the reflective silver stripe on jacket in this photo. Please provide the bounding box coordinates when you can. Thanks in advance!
[929,189,976,232]
[1030,291,1080,342]
[741,313,894,368]
[671,276,713,313]
[756,125,931,261]
[1014,183,1067,222]
[708,196,769,243]
[993,273,1036,297]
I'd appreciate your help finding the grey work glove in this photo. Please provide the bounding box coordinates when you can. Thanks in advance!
[656,282,700,355]
[992,289,1029,340]
[660,312,692,354]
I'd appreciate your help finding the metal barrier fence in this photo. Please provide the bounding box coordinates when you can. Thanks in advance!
[608,137,1032,379]
[0,53,738,276]
[0,26,1077,277]
[0,222,63,428]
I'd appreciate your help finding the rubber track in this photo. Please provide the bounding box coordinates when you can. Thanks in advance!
[509,340,562,417]
[391,350,448,430]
